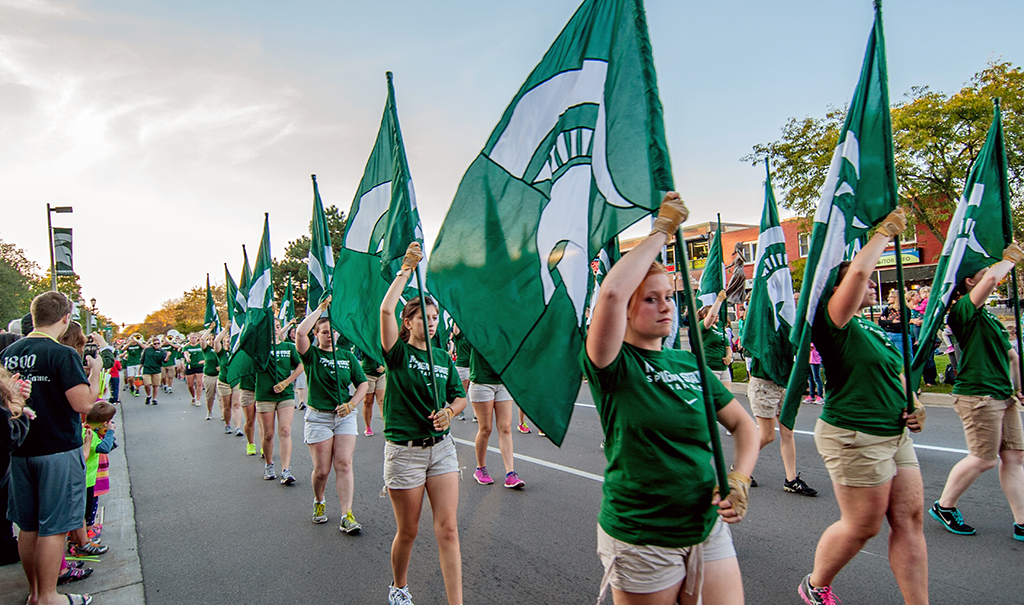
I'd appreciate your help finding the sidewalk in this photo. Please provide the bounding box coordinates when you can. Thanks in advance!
[0,404,145,605]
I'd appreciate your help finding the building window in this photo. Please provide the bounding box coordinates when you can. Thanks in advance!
[798,233,811,258]
[688,240,709,270]
[664,246,675,269]
[742,241,757,264]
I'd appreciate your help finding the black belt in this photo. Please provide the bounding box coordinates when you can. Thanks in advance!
[387,434,446,448]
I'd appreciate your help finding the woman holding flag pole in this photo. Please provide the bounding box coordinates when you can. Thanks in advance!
[798,207,929,605]
[583,192,757,605]
[380,242,467,605]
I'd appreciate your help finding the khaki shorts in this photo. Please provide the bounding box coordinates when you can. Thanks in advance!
[747,376,785,419]
[304,407,357,444]
[142,374,161,386]
[469,382,512,403]
[814,419,919,487]
[256,399,295,414]
[216,380,239,398]
[951,394,1024,460]
[240,389,255,408]
[711,368,731,384]
[596,518,735,596]
[203,375,219,404]
[366,373,386,393]
[383,435,458,490]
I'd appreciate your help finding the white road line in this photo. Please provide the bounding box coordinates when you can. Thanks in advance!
[788,428,969,455]
[574,402,596,408]
[451,437,604,483]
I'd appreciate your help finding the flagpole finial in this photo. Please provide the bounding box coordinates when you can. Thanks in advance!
[994,97,1001,108]
[873,0,882,10]
[311,174,317,183]
[386,71,393,82]
[764,157,771,176]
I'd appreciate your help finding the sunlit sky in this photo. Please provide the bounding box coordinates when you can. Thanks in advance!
[2,0,1021,324]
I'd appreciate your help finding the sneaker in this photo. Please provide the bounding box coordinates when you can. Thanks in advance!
[145,397,151,405]
[297,402,306,410]
[224,425,233,434]
[312,501,328,524]
[166,387,172,394]
[803,396,814,404]
[205,412,212,421]
[799,574,838,605]
[814,396,824,404]
[517,422,531,434]
[364,427,374,437]
[537,430,545,437]
[246,443,257,456]
[388,584,414,605]
[456,411,466,421]
[750,476,758,488]
[1015,523,1024,542]
[57,565,94,585]
[151,399,158,405]
[473,466,493,485]
[264,463,276,480]
[784,473,818,497]
[69,540,108,556]
[340,510,362,534]
[235,428,244,437]
[472,416,478,423]
[929,501,976,535]
[504,471,525,489]
[280,468,296,485]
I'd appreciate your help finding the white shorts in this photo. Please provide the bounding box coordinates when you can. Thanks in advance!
[469,382,512,403]
[303,407,357,444]
[712,369,731,383]
[456,367,470,382]
[383,436,459,490]
[597,518,735,596]
[126,365,140,378]
[294,371,307,390]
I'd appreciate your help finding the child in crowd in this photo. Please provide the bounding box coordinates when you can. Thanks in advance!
[0,368,33,566]
[108,357,121,405]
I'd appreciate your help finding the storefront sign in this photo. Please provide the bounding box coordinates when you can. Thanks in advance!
[876,248,920,267]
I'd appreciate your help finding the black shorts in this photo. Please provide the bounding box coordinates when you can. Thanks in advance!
[185,366,203,376]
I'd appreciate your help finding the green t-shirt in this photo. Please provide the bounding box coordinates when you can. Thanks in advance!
[469,347,502,384]
[812,308,905,437]
[581,342,733,548]
[239,372,256,391]
[948,295,1013,398]
[183,345,204,368]
[161,347,176,367]
[749,357,771,382]
[216,349,239,386]
[202,345,220,377]
[453,331,471,368]
[298,346,365,411]
[382,339,466,442]
[126,343,142,365]
[700,323,728,371]
[359,351,383,377]
[255,341,302,402]
[141,347,167,374]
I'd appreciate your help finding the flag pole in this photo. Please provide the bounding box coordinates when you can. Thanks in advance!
[675,226,730,497]
[414,267,441,410]
[893,235,916,414]
[1013,267,1024,389]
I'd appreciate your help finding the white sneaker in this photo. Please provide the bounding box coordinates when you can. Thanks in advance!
[388,584,414,605]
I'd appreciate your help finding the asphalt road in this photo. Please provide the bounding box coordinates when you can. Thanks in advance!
[120,380,1023,604]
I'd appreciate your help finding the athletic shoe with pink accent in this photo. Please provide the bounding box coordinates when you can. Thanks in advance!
[814,396,824,404]
[504,471,525,489]
[364,427,374,437]
[473,466,493,485]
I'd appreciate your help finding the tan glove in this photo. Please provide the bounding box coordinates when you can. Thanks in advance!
[724,471,751,518]
[401,242,424,273]
[876,207,908,238]
[906,402,926,432]
[717,290,727,303]
[431,406,455,431]
[649,192,689,237]
[336,400,356,417]
[1003,242,1024,264]
[316,295,332,313]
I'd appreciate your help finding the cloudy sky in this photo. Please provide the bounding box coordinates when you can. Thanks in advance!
[2,0,1021,324]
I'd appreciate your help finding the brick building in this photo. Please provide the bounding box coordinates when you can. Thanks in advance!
[621,215,953,298]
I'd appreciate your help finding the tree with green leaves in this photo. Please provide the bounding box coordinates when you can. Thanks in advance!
[271,204,346,315]
[0,239,39,324]
[747,60,1024,241]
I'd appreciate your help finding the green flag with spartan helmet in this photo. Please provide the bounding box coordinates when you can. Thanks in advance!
[741,162,797,385]
[278,274,295,325]
[781,1,899,430]
[426,0,673,445]
[307,175,335,315]
[910,100,1014,386]
[233,215,274,371]
[696,217,725,308]
[204,273,222,332]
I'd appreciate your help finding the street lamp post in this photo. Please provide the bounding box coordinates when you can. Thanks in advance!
[47,204,73,292]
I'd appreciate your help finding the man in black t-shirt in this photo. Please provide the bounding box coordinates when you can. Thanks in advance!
[1,292,101,605]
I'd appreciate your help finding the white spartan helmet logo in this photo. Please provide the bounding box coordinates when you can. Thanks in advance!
[488,60,633,327]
